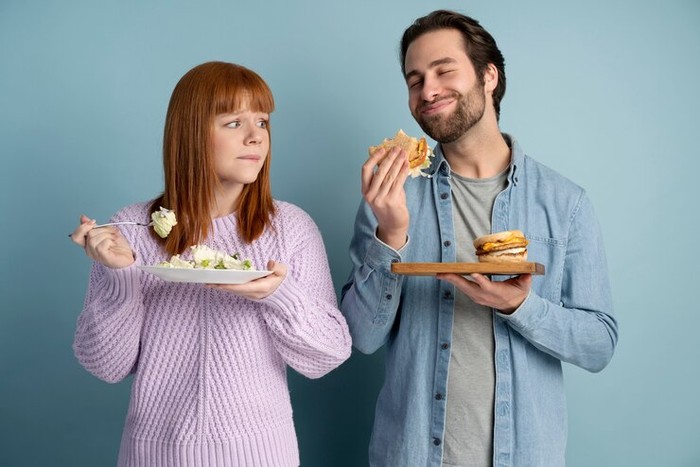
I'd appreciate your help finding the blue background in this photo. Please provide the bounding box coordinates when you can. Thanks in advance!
[1,1,699,465]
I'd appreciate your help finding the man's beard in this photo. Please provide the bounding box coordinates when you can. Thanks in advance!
[414,83,486,144]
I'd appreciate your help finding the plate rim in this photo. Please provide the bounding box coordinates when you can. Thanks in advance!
[137,265,273,284]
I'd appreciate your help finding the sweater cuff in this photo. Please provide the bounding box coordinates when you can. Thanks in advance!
[260,274,305,314]
[99,263,141,304]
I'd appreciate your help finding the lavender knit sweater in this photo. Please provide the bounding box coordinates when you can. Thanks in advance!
[74,200,352,467]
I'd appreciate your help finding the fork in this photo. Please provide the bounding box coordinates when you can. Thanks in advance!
[67,221,152,237]
[93,221,152,228]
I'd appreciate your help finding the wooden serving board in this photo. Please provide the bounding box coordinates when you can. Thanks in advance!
[391,262,545,276]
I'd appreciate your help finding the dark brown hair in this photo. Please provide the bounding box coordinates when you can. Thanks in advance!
[400,10,506,119]
[152,61,276,255]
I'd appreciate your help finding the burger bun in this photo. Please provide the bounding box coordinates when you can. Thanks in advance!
[474,230,529,264]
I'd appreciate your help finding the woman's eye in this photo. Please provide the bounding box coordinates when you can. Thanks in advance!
[256,120,268,129]
[226,121,241,128]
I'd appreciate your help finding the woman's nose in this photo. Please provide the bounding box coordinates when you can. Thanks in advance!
[245,127,264,145]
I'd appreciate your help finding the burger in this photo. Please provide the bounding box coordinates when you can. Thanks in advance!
[474,230,528,263]
[369,129,433,178]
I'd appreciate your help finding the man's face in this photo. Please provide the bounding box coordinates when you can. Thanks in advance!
[404,29,486,144]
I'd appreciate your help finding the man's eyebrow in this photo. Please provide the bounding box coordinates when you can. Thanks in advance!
[405,57,458,80]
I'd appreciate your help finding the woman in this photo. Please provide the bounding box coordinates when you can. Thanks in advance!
[70,61,351,466]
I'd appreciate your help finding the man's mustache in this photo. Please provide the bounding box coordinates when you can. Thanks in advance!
[417,92,461,113]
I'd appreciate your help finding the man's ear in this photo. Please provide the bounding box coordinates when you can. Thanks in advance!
[483,63,498,94]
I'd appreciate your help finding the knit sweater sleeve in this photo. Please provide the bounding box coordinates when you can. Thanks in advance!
[260,206,351,379]
[73,262,145,383]
[72,204,149,384]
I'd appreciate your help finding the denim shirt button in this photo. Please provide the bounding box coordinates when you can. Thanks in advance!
[441,342,450,350]
[442,291,452,299]
[386,294,392,300]
[443,240,451,247]
[433,437,441,446]
[440,192,448,200]
[435,393,443,400]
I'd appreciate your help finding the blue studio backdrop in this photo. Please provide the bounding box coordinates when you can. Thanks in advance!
[1,1,699,466]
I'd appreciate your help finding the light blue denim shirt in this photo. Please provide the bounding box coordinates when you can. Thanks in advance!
[340,135,618,467]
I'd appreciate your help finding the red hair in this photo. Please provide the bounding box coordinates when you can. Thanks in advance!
[152,61,276,255]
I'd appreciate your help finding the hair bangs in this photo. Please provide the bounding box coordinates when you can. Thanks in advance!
[214,67,275,116]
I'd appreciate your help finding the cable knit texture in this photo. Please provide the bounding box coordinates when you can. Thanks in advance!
[73,200,352,467]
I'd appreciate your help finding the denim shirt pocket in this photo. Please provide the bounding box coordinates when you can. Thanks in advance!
[526,234,566,304]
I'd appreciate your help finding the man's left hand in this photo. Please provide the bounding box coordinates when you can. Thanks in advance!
[436,273,532,314]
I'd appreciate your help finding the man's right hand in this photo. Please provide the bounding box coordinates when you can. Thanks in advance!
[361,146,410,250]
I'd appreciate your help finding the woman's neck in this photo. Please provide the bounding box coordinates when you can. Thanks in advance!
[210,184,243,219]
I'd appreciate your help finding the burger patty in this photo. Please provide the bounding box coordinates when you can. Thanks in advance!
[476,240,528,255]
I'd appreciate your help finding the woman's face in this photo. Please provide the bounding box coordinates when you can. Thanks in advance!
[211,109,270,189]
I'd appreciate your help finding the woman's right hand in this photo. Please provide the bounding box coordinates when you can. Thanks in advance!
[361,146,410,250]
[71,215,136,269]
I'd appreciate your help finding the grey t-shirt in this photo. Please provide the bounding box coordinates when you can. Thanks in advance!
[443,169,507,467]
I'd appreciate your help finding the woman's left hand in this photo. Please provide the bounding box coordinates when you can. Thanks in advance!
[207,260,287,300]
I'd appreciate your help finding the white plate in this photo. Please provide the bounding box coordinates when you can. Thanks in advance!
[138,265,273,284]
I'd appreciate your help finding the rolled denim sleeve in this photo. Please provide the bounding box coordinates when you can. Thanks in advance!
[499,194,618,372]
[340,201,406,354]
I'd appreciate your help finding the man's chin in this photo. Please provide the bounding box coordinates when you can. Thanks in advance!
[418,121,458,144]
[416,116,442,139]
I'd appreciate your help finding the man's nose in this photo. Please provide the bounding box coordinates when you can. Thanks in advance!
[421,75,441,102]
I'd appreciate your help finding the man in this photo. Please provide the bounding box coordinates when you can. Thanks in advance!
[340,10,618,467]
